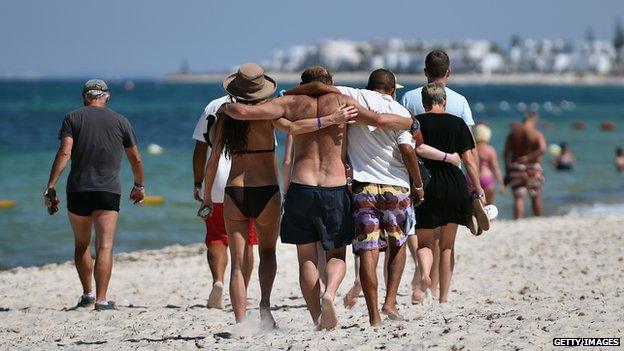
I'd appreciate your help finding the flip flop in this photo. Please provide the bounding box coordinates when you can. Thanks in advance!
[471,194,490,231]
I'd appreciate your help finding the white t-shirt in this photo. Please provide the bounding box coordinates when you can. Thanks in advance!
[337,86,414,189]
[192,96,231,203]
[401,86,474,126]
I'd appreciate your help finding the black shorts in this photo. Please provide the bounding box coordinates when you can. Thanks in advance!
[67,191,121,216]
[280,182,354,250]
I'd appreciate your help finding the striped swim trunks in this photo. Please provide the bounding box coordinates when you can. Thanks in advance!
[351,181,414,253]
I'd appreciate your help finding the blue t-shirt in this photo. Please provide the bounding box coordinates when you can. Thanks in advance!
[401,86,474,127]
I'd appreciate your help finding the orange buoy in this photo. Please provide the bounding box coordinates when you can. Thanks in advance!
[0,200,16,209]
[571,121,586,130]
[600,121,616,131]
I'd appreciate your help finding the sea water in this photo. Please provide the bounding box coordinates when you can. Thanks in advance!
[1,80,623,268]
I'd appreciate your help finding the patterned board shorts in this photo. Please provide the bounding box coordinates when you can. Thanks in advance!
[507,162,545,198]
[351,181,415,253]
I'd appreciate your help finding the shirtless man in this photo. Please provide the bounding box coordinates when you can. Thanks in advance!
[222,67,412,329]
[503,112,547,219]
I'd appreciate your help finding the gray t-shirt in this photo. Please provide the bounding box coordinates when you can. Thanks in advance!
[58,106,137,194]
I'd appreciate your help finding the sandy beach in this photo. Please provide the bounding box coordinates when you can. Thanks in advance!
[1,214,622,350]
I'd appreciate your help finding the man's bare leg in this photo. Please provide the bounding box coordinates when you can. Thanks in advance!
[438,224,458,303]
[407,235,421,304]
[343,254,361,309]
[206,243,228,309]
[383,249,389,288]
[92,210,118,303]
[316,242,327,292]
[359,249,381,326]
[381,239,406,320]
[296,243,322,325]
[254,194,281,329]
[413,229,435,304]
[514,193,525,220]
[531,194,542,217]
[68,213,94,296]
[320,247,346,330]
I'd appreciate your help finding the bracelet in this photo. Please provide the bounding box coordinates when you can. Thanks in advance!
[443,153,447,162]
[317,114,322,129]
[133,182,145,189]
[194,181,202,187]
[413,183,424,191]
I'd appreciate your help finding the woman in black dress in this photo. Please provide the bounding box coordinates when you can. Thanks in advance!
[412,83,483,303]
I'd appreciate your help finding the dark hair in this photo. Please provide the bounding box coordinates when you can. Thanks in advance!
[617,147,623,156]
[220,112,249,158]
[301,66,333,85]
[366,68,395,92]
[425,50,450,79]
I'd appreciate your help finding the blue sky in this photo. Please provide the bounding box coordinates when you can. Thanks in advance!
[0,0,622,78]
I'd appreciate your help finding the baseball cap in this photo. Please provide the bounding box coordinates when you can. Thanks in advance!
[83,79,109,94]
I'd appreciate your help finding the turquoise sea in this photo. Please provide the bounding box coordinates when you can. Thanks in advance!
[1,80,623,269]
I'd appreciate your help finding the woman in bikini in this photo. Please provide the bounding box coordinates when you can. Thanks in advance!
[469,123,504,204]
[201,63,353,327]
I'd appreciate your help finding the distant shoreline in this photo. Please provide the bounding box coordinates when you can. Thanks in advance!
[164,71,624,86]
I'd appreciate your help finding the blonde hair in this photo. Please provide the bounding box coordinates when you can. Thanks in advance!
[475,123,492,143]
[421,82,446,109]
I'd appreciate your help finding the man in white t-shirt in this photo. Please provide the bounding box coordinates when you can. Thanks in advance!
[192,96,258,309]
[400,50,476,302]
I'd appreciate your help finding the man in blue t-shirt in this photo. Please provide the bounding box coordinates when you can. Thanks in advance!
[401,50,474,128]
[401,50,477,303]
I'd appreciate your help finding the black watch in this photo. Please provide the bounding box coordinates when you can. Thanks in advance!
[194,181,202,188]
[410,119,420,133]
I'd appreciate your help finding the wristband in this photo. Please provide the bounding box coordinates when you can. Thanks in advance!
[317,115,322,129]
[443,153,447,162]
[134,182,144,189]
[194,181,202,188]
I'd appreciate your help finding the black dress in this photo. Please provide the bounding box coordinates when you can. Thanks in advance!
[415,113,475,229]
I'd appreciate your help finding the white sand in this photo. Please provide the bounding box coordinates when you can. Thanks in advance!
[1,214,623,350]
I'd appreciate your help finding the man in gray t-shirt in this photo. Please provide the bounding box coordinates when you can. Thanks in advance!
[59,105,138,194]
[44,79,145,311]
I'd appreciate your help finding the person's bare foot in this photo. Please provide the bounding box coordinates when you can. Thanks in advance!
[342,280,361,309]
[206,281,224,309]
[259,303,277,330]
[412,275,431,304]
[381,305,406,321]
[320,294,338,330]
[429,287,439,301]
[410,273,420,291]
[411,289,426,304]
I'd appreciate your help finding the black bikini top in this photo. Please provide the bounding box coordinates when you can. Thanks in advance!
[231,145,276,155]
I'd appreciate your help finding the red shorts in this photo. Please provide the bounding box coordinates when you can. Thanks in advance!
[204,203,259,246]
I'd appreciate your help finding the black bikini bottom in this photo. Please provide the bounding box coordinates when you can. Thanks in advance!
[224,185,280,219]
